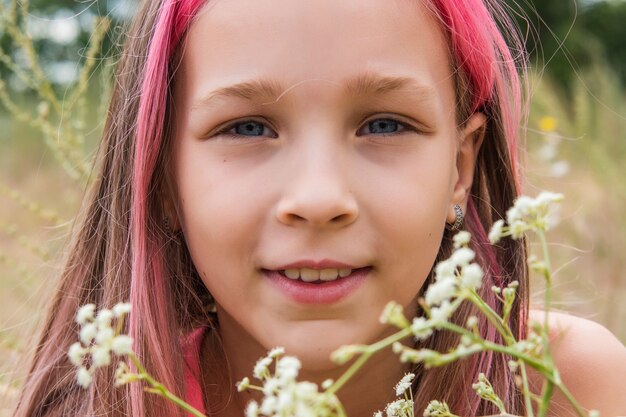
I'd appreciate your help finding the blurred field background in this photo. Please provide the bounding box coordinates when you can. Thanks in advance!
[1,0,625,415]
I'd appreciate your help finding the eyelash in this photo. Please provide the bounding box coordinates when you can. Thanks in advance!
[212,116,418,139]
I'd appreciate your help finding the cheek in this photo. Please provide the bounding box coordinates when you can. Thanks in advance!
[173,145,273,284]
[362,148,454,293]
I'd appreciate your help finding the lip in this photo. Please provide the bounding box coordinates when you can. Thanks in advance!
[263,267,371,305]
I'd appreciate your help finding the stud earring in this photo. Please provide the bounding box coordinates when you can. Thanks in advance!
[446,204,464,231]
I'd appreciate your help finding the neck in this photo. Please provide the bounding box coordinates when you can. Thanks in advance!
[201,312,412,416]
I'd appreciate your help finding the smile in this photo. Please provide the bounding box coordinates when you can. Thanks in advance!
[262,267,371,304]
[280,268,353,282]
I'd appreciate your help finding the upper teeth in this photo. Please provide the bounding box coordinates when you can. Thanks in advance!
[282,268,353,282]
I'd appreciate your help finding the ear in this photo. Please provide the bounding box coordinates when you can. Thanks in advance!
[447,112,487,224]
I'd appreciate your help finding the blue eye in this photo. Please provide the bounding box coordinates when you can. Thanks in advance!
[215,120,278,139]
[359,118,411,136]
[234,121,265,136]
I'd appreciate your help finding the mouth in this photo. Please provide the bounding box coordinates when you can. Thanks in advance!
[261,266,372,304]
[276,267,358,282]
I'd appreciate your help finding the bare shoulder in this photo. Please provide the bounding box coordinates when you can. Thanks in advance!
[528,309,626,417]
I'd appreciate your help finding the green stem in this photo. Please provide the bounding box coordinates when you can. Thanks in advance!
[467,290,516,345]
[537,232,553,363]
[550,379,588,417]
[128,355,207,417]
[537,380,554,417]
[336,401,348,417]
[518,362,535,417]
[326,327,412,395]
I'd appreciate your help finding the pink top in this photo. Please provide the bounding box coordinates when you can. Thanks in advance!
[182,327,208,416]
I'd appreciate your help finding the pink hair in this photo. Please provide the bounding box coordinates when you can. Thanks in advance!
[128,0,527,415]
[130,0,206,415]
[427,1,527,413]
[430,0,524,187]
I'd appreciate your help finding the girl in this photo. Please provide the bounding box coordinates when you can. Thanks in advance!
[13,0,626,416]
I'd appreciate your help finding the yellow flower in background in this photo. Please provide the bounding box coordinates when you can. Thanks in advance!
[539,116,558,133]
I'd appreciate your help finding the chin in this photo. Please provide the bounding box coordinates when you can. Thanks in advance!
[283,339,346,372]
[260,319,388,372]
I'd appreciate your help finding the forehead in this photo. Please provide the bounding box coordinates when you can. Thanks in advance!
[177,0,453,109]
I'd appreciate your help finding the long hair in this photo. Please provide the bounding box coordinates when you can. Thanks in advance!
[13,0,528,416]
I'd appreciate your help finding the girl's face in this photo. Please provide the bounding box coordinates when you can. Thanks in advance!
[171,0,483,369]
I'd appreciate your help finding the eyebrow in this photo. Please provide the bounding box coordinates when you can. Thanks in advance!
[190,72,435,112]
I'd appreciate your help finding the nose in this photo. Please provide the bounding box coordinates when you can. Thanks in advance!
[275,150,359,229]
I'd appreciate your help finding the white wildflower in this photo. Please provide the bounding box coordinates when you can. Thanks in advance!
[503,286,516,304]
[68,342,86,367]
[528,256,548,273]
[71,303,135,390]
[374,411,383,417]
[321,379,334,390]
[79,323,98,345]
[276,356,301,382]
[472,373,491,396]
[241,347,350,417]
[423,400,453,416]
[460,263,484,290]
[112,302,131,317]
[536,191,564,206]
[92,345,112,368]
[430,300,455,323]
[508,196,533,222]
[394,344,422,363]
[114,361,136,386]
[236,377,251,393]
[380,301,409,328]
[394,373,415,396]
[505,192,564,237]
[253,356,273,380]
[460,335,473,347]
[294,381,318,397]
[488,219,505,244]
[588,410,600,417]
[450,247,475,266]
[268,347,285,358]
[410,316,433,340]
[452,230,471,248]
[111,335,133,356]
[260,395,278,415]
[385,398,414,417]
[509,220,527,239]
[277,390,294,410]
[454,343,482,357]
[424,277,457,306]
[245,400,260,417]
[466,316,479,328]
[76,304,96,325]
[330,344,362,365]
[76,366,93,388]
[95,309,114,329]
[434,260,456,280]
[262,377,280,397]
[95,327,115,345]
[508,360,519,373]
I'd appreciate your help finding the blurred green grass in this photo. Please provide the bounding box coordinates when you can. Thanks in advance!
[0,63,625,415]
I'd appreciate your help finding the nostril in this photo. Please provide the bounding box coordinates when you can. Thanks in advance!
[289,213,307,222]
[330,213,352,223]
[275,194,359,227]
